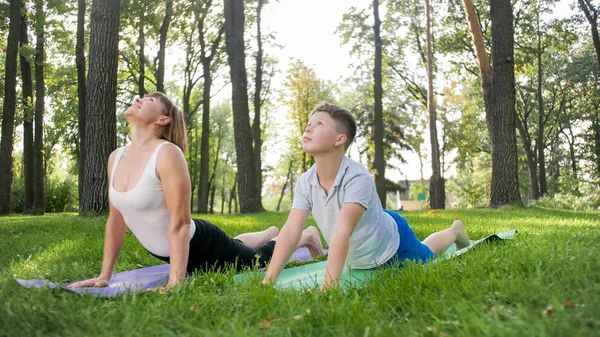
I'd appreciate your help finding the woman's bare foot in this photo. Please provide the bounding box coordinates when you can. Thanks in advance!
[452,220,471,250]
[302,226,324,258]
[265,226,279,240]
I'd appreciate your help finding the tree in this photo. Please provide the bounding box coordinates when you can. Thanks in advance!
[253,0,265,204]
[156,0,173,93]
[31,0,45,215]
[373,0,386,206]
[281,60,331,173]
[488,0,522,207]
[424,0,444,209]
[19,0,34,213]
[461,0,521,207]
[224,0,263,213]
[0,0,21,214]
[578,0,600,66]
[80,0,121,215]
[197,0,225,214]
[77,0,87,205]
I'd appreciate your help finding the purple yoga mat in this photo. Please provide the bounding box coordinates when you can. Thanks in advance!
[15,247,326,297]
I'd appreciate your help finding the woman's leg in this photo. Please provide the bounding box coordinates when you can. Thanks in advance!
[422,220,470,256]
[234,226,279,248]
[295,226,324,257]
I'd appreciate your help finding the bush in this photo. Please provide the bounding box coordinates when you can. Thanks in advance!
[45,175,78,212]
[10,175,78,213]
[10,177,25,213]
[530,192,600,211]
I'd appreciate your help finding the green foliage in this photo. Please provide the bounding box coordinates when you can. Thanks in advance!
[531,192,600,211]
[408,182,428,200]
[11,174,78,213]
[447,153,492,208]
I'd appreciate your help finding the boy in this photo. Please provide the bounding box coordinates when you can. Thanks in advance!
[263,103,470,289]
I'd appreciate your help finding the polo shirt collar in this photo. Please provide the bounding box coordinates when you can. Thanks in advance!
[307,156,351,188]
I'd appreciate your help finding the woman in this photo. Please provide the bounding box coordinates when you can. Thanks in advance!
[69,92,323,291]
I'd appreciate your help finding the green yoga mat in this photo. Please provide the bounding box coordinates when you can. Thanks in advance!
[233,229,518,290]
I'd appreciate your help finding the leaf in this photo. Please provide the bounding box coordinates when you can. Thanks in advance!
[259,317,276,329]
[292,315,303,320]
[426,326,437,334]
[543,305,555,317]
[564,298,575,309]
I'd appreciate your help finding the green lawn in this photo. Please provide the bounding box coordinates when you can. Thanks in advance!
[1,208,599,337]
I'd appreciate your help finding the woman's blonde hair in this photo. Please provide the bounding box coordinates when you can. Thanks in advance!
[146,91,188,154]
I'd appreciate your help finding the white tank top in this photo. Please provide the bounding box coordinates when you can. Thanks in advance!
[109,142,195,257]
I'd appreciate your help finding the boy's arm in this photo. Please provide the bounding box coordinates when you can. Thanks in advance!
[262,208,309,284]
[322,202,365,289]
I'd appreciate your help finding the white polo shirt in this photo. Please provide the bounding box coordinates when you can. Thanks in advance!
[292,156,400,269]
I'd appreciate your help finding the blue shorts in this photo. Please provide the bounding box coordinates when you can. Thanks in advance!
[383,210,435,267]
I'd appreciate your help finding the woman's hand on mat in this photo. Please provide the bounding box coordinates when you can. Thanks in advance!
[66,276,109,288]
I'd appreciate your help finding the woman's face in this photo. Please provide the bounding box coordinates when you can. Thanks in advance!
[125,96,166,124]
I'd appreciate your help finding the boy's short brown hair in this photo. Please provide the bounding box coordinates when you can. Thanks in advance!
[310,102,357,151]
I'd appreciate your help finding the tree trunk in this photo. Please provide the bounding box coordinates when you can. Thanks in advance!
[516,117,540,200]
[19,1,34,214]
[220,174,226,214]
[461,0,492,117]
[276,160,293,212]
[567,126,577,176]
[207,135,221,214]
[196,15,224,214]
[488,0,522,208]
[536,17,547,196]
[192,124,198,212]
[137,20,145,97]
[198,66,212,213]
[578,0,600,67]
[594,111,600,174]
[31,0,45,215]
[224,0,263,213]
[228,172,237,214]
[373,0,386,206]
[253,0,264,199]
[77,0,87,211]
[156,0,172,93]
[0,0,21,215]
[425,0,444,209]
[80,0,121,216]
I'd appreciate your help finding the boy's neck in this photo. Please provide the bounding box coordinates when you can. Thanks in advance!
[313,151,345,186]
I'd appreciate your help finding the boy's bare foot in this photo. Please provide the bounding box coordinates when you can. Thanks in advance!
[304,226,325,257]
[452,220,471,250]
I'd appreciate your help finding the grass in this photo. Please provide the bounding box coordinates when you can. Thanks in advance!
[1,207,599,336]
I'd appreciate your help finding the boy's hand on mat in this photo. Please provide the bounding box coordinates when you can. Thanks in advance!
[66,276,109,288]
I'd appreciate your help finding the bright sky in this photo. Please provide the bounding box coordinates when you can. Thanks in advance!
[256,0,578,182]
[260,0,423,181]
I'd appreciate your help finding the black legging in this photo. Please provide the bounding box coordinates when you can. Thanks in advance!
[149,218,276,273]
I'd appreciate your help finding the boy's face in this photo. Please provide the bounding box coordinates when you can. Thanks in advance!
[302,111,346,154]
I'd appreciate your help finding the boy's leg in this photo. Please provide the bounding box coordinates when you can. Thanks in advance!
[422,220,470,256]
[234,226,279,248]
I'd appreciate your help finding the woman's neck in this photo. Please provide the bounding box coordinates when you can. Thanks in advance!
[129,125,162,150]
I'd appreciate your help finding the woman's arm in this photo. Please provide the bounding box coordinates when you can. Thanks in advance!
[68,151,127,288]
[157,144,192,288]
